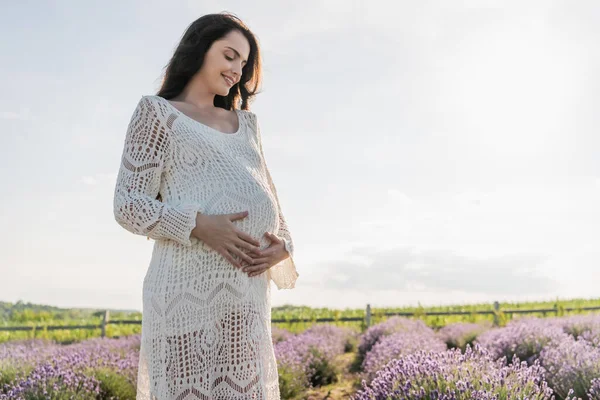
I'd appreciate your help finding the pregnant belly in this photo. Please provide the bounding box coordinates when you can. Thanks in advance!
[201,184,280,243]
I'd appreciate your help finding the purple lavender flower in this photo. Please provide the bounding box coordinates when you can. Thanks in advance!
[538,334,600,399]
[353,343,556,400]
[271,325,294,344]
[552,314,600,347]
[358,317,433,358]
[361,330,447,383]
[586,377,600,400]
[474,317,569,365]
[274,324,358,394]
[0,335,141,399]
[0,358,101,400]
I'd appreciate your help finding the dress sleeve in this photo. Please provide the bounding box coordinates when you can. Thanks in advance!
[113,96,199,247]
[252,113,299,290]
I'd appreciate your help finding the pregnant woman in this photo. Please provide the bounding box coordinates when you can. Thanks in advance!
[112,12,298,399]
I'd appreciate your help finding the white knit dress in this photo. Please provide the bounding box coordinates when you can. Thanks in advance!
[112,95,299,400]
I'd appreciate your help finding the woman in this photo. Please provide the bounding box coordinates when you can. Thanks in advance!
[113,12,299,400]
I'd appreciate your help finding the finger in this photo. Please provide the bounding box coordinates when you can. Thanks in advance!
[244,263,269,274]
[264,232,278,241]
[234,237,263,255]
[227,244,254,264]
[229,211,249,221]
[259,247,277,258]
[249,257,269,265]
[242,263,263,273]
[219,248,241,269]
[237,231,261,247]
[240,253,260,268]
[248,264,269,277]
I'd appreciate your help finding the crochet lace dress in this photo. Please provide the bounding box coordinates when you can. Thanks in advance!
[112,95,299,399]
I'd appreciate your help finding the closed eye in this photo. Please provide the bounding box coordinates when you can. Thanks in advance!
[225,54,247,68]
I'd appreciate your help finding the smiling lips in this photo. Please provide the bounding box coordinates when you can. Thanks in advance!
[222,74,235,86]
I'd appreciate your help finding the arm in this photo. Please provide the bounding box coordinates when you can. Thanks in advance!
[113,96,199,246]
[252,113,299,290]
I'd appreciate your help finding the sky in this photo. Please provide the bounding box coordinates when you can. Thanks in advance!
[1,0,599,312]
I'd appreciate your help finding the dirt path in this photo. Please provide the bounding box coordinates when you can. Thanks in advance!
[300,352,364,400]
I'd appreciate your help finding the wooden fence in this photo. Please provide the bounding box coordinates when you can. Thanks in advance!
[3,302,600,338]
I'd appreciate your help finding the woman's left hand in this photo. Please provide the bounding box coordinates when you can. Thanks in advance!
[241,232,289,277]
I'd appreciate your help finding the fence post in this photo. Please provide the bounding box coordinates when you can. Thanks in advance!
[365,304,371,329]
[101,310,110,338]
[493,301,499,327]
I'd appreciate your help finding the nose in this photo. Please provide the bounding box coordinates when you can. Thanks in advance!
[232,64,242,78]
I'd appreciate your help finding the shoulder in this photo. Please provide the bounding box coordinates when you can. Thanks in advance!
[239,110,261,143]
[129,95,160,114]
[141,94,162,103]
[125,96,178,145]
[237,108,255,118]
[129,95,174,123]
[239,109,259,131]
[137,95,167,110]
[132,95,174,111]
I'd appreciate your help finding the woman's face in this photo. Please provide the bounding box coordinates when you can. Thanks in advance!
[199,29,251,97]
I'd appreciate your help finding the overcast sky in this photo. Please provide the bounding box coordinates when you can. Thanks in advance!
[1,0,599,312]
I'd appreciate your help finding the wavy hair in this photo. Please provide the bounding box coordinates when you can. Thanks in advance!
[156,12,262,110]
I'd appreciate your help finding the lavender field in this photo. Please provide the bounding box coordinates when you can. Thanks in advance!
[3,314,600,399]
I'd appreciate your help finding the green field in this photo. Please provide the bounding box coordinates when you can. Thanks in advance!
[2,296,600,343]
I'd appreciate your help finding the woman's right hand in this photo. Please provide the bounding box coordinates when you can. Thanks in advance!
[191,211,263,269]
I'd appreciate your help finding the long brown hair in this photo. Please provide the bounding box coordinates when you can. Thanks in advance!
[156,12,262,111]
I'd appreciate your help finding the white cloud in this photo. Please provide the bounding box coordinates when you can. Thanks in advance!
[313,246,555,296]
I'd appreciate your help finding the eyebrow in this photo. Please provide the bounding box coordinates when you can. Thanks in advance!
[225,46,248,63]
